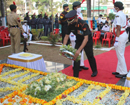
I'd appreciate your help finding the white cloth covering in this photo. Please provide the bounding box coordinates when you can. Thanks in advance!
[124,71,130,87]
[7,52,47,72]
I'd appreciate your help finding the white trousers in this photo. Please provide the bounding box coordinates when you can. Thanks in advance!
[115,32,128,75]
[28,33,32,42]
[71,41,84,66]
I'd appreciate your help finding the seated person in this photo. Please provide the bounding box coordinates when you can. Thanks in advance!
[101,21,110,35]
[100,21,110,41]
[92,22,104,33]
[22,20,32,43]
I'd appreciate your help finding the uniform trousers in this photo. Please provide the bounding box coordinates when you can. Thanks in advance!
[127,27,130,41]
[10,28,21,54]
[73,38,97,77]
[115,31,128,75]
[62,25,70,45]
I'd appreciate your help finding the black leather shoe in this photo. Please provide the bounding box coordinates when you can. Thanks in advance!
[72,67,82,71]
[115,74,127,78]
[91,72,98,77]
[112,72,119,75]
[80,66,89,70]
[79,68,82,71]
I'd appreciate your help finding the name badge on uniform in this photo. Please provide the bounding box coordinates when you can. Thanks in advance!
[77,30,83,35]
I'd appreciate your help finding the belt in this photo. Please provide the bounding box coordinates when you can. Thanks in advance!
[120,30,125,35]
[11,25,19,28]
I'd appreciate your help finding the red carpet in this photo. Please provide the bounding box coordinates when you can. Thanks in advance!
[61,45,130,84]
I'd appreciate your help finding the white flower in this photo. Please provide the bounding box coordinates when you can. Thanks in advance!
[44,85,52,91]
[57,78,60,82]
[35,86,41,91]
[61,78,64,81]
[39,81,43,86]
[45,79,51,84]
[33,83,39,87]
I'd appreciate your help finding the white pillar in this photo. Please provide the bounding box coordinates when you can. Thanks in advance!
[25,0,27,13]
[1,17,6,27]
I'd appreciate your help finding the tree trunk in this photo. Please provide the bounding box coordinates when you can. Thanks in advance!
[1,0,6,27]
[87,0,91,20]
[87,0,91,29]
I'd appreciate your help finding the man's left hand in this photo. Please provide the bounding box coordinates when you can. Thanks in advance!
[114,41,118,47]
[74,50,80,60]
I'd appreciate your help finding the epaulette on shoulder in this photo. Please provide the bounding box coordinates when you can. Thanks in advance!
[60,13,64,16]
[116,15,119,17]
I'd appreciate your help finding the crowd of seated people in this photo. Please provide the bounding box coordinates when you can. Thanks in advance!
[92,16,114,45]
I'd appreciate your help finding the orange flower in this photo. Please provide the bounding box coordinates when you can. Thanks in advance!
[8,98,13,102]
[22,98,27,103]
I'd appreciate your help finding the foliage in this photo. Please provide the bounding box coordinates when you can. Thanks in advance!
[60,45,81,62]
[95,45,101,48]
[31,29,39,40]
[25,73,77,102]
[41,36,48,41]
[109,13,115,20]
[48,32,60,46]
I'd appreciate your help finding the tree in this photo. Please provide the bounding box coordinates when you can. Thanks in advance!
[109,13,115,20]
[100,0,108,4]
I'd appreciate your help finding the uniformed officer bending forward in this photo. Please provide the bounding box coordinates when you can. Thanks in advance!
[63,10,98,77]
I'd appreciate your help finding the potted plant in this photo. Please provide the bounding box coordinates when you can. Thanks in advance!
[48,32,59,46]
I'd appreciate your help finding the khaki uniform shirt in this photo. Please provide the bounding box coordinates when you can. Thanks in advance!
[7,12,24,33]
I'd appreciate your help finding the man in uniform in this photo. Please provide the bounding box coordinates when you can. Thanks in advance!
[44,15,49,36]
[112,1,128,78]
[7,2,24,54]
[59,4,70,45]
[70,1,88,71]
[30,15,37,29]
[24,12,30,26]
[63,10,98,77]
[49,15,53,33]
[55,14,59,29]
[37,14,43,39]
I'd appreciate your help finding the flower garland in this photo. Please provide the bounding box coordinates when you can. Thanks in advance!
[0,77,23,86]
[0,91,18,103]
[46,81,84,105]
[68,76,130,91]
[93,86,111,104]
[17,87,47,104]
[76,84,95,99]
[0,64,4,74]
[7,71,30,80]
[117,90,130,105]
[56,95,92,105]
[0,68,22,78]
[0,90,41,105]
[18,73,40,83]
[3,63,48,76]
[0,86,23,92]
[1,63,130,105]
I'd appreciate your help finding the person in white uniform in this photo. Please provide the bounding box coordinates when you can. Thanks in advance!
[126,15,130,42]
[112,1,128,78]
[70,1,89,71]
[22,20,32,43]
[97,14,102,24]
